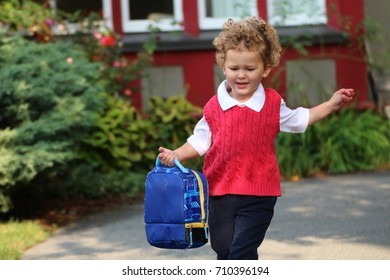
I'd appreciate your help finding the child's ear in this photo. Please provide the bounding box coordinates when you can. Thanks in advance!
[263,67,272,78]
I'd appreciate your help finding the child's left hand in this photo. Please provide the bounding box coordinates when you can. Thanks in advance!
[329,88,355,110]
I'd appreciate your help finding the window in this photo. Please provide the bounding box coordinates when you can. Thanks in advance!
[55,0,102,15]
[121,0,183,32]
[102,0,113,30]
[286,59,335,107]
[141,66,185,108]
[267,0,326,26]
[49,0,105,34]
[198,0,258,30]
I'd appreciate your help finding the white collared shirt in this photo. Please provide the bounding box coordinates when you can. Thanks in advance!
[187,80,310,156]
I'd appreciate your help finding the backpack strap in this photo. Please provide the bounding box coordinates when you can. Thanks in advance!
[155,157,188,173]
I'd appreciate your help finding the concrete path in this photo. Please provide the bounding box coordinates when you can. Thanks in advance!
[23,170,390,260]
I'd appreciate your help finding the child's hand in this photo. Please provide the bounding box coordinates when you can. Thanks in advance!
[329,88,355,110]
[309,88,355,125]
[158,147,176,167]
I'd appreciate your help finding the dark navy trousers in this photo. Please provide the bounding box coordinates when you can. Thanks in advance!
[208,194,277,260]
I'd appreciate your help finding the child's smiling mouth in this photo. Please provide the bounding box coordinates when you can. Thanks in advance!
[236,82,248,88]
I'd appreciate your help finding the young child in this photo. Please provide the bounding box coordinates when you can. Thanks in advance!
[158,17,354,260]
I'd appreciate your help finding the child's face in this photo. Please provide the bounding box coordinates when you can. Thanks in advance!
[223,48,271,102]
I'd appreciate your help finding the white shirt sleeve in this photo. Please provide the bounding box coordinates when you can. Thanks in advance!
[187,116,212,156]
[279,99,310,133]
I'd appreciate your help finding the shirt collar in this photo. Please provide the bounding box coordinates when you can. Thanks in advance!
[217,80,265,112]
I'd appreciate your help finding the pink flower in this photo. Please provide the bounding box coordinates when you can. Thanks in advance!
[123,89,132,96]
[113,60,121,68]
[100,35,116,47]
[66,57,73,64]
[45,18,54,26]
[93,32,103,40]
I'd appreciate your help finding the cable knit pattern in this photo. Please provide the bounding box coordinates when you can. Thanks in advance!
[203,88,281,196]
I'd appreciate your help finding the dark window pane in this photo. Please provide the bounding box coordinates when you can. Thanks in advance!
[57,0,102,16]
[205,0,212,17]
[129,0,173,20]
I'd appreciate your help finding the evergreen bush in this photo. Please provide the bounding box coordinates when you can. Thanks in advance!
[0,36,104,212]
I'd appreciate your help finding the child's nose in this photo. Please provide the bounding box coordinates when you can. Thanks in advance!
[237,70,246,78]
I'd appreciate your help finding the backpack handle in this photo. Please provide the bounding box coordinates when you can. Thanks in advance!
[155,157,189,173]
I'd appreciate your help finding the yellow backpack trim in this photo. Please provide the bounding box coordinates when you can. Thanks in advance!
[190,170,206,222]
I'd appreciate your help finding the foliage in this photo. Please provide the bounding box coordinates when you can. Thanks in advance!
[80,94,203,177]
[146,95,202,146]
[0,0,80,42]
[68,18,156,102]
[276,124,322,179]
[0,0,156,100]
[145,95,204,170]
[0,36,104,212]
[0,0,52,39]
[316,108,390,173]
[0,220,49,260]
[81,94,155,173]
[0,1,160,206]
[54,166,146,199]
[276,107,390,179]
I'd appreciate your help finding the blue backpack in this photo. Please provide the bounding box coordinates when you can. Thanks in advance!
[144,158,208,249]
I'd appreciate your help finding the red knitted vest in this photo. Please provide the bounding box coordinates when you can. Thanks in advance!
[203,88,281,196]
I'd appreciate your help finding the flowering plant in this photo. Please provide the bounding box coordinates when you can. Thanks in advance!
[0,0,155,103]
[73,23,154,103]
[0,0,53,41]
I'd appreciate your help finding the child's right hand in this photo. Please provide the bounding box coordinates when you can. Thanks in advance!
[158,147,176,167]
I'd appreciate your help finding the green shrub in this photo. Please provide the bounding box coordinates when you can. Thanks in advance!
[277,107,390,179]
[0,36,105,212]
[316,108,390,173]
[53,94,203,200]
[0,0,52,38]
[55,165,146,199]
[145,95,204,170]
[81,94,155,173]
[276,124,322,179]
[80,94,203,177]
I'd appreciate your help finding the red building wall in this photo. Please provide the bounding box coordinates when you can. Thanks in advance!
[327,0,368,104]
[112,0,368,109]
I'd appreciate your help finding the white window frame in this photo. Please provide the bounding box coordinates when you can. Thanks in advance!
[267,0,326,26]
[198,0,258,30]
[121,0,183,33]
[102,0,113,31]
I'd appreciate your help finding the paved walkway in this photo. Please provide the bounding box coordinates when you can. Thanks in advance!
[23,171,390,260]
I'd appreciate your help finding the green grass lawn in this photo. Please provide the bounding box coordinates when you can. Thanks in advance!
[0,220,49,260]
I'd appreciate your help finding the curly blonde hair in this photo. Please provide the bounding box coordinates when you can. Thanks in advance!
[213,17,282,69]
